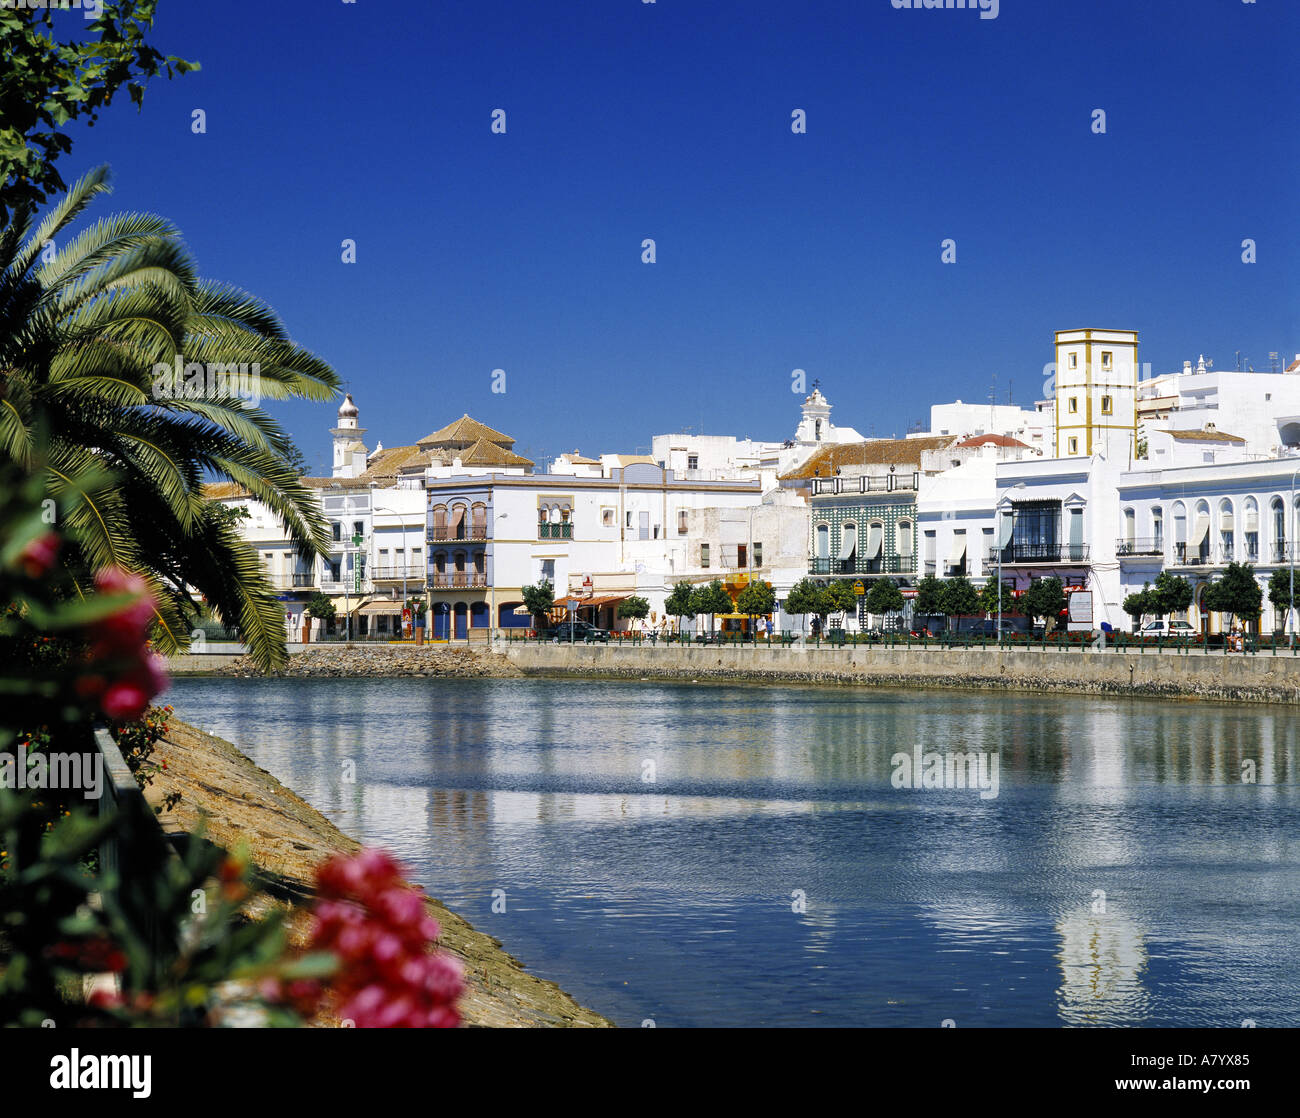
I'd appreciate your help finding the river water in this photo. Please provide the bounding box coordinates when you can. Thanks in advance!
[167,676,1300,1027]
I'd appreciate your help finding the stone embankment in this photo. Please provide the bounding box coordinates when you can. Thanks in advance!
[504,643,1300,705]
[149,718,610,1027]
[189,644,525,678]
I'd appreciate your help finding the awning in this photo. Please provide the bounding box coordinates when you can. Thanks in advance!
[1245,507,1259,533]
[1221,511,1234,532]
[357,600,404,616]
[997,515,1013,549]
[864,525,883,559]
[947,533,967,565]
[512,604,534,616]
[837,531,857,561]
[1189,515,1210,549]
[580,594,627,608]
[327,595,370,613]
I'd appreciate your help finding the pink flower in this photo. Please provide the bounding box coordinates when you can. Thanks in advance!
[18,532,60,578]
[101,680,151,721]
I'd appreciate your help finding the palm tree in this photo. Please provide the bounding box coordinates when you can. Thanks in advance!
[0,166,339,670]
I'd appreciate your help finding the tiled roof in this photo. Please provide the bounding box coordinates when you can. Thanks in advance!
[456,437,534,467]
[416,414,515,449]
[361,444,429,479]
[1165,428,1245,443]
[201,481,250,500]
[780,436,954,480]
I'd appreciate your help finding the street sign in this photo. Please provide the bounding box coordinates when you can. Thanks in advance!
[853,581,866,596]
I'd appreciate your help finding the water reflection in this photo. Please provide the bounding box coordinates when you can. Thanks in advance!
[170,677,1300,1027]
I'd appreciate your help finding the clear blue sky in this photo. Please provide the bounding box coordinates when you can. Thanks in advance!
[60,0,1299,474]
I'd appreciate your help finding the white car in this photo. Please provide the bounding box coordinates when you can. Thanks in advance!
[1140,620,1196,635]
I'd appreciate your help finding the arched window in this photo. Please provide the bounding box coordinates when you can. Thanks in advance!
[1218,499,1235,562]
[471,503,487,537]
[1123,507,1135,546]
[1151,506,1163,551]
[1172,501,1187,563]
[1243,497,1258,561]
[839,522,857,570]
[814,419,822,441]
[1192,500,1211,564]
[1271,497,1285,563]
[815,523,829,559]
[432,504,447,540]
[450,504,467,540]
[896,519,913,558]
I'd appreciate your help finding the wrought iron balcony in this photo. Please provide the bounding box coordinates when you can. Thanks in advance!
[430,573,487,589]
[1116,537,1164,557]
[430,525,487,542]
[370,565,425,581]
[987,544,1090,565]
[810,555,915,575]
[538,523,573,539]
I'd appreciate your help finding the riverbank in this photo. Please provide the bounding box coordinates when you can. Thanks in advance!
[180,645,525,678]
[504,642,1300,705]
[148,717,610,1027]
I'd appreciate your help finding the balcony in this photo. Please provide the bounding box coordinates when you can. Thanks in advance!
[430,525,487,542]
[268,572,318,589]
[430,573,487,589]
[811,555,916,576]
[370,565,425,582]
[988,544,1090,565]
[810,472,920,497]
[1116,537,1164,557]
[538,523,573,540]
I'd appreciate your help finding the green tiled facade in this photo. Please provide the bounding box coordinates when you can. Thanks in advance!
[809,495,918,580]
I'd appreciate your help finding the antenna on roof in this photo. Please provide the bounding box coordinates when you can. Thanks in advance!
[1269,351,1280,373]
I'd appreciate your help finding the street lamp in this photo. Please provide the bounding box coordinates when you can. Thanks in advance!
[1290,464,1299,648]
[996,482,1027,643]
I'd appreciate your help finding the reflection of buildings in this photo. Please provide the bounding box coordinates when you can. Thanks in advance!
[1055,906,1149,1025]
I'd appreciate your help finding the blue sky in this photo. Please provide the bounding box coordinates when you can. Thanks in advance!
[56,0,1300,474]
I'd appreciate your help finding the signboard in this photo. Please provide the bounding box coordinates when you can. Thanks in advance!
[1067,590,1093,632]
[853,581,866,596]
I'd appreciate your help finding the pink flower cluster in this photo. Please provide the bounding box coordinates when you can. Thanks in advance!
[306,849,464,1028]
[75,568,169,721]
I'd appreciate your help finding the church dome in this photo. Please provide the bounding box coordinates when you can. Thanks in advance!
[337,393,359,419]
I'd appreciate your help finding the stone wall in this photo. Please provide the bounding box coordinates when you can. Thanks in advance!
[504,642,1300,705]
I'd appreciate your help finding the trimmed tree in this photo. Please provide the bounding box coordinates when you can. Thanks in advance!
[1267,568,1295,634]
[521,579,554,628]
[691,579,733,635]
[914,574,946,617]
[305,592,336,636]
[864,577,905,629]
[1204,562,1262,633]
[665,580,696,635]
[827,580,858,618]
[1150,570,1193,622]
[940,576,980,618]
[1022,577,1066,631]
[784,577,823,633]
[617,595,651,624]
[1122,583,1154,631]
[977,578,1018,617]
[736,579,776,629]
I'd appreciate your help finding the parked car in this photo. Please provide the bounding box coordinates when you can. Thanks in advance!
[1139,620,1196,636]
[551,621,610,643]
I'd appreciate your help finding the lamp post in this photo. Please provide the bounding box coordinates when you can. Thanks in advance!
[1290,464,1299,648]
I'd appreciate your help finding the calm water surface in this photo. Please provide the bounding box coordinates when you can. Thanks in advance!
[167,677,1300,1027]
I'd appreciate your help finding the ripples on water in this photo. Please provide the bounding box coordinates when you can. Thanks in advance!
[168,677,1300,1027]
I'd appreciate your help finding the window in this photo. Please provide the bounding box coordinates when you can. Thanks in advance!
[753,542,763,567]
[1068,397,1078,414]
[678,510,688,535]
[1068,353,1077,369]
[701,543,710,568]
[602,508,614,527]
[687,454,699,471]
[737,544,747,568]
[1068,437,1078,454]
[1101,351,1112,370]
[332,522,342,542]
[1152,507,1163,548]
[626,511,634,529]
[540,559,555,582]
[353,520,364,539]
[379,548,390,562]
[1123,508,1135,544]
[815,524,829,559]
[1101,395,1113,415]
[896,520,913,558]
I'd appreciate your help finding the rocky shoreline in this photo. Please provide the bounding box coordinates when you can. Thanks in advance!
[149,718,610,1027]
[197,645,525,678]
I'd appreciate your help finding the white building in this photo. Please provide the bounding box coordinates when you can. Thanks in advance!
[1054,328,1139,460]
